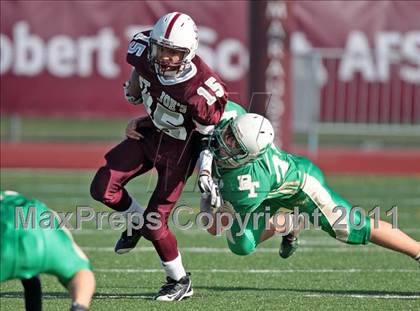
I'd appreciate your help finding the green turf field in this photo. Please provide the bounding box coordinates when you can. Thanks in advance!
[1,169,419,310]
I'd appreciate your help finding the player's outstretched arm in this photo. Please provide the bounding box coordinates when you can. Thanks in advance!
[68,269,95,311]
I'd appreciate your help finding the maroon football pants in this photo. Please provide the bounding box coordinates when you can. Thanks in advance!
[90,125,198,261]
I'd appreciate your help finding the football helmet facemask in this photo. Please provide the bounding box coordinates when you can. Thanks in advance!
[210,113,275,169]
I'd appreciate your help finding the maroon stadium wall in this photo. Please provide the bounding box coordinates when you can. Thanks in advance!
[289,1,420,124]
[0,1,249,117]
[2,1,418,122]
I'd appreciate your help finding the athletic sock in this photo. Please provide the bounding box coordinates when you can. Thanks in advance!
[121,195,145,225]
[161,252,187,281]
[21,277,42,311]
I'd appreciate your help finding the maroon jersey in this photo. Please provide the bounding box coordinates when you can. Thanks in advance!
[126,31,227,141]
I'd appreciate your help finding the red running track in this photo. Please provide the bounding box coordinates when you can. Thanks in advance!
[1,142,420,175]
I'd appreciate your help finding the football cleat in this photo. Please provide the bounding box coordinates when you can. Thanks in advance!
[114,229,142,254]
[279,234,299,259]
[279,214,304,259]
[154,273,193,301]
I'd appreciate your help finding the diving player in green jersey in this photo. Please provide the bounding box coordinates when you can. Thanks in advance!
[0,191,95,311]
[199,113,420,264]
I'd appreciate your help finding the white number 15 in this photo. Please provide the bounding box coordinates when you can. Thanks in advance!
[197,77,224,106]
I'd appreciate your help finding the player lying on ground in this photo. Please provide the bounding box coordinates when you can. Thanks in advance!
[198,113,420,264]
[0,191,95,311]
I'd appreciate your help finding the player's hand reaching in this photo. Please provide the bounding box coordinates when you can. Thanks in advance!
[125,118,144,140]
[198,171,223,209]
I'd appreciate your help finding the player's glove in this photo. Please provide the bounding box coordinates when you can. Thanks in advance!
[123,81,142,105]
[198,172,222,209]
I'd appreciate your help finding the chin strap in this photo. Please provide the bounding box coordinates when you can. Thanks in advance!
[155,62,197,85]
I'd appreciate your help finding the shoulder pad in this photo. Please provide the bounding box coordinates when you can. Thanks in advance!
[132,31,150,43]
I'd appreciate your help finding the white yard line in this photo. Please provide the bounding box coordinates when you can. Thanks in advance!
[0,293,155,300]
[1,292,417,300]
[95,268,419,274]
[301,293,420,300]
[82,246,388,253]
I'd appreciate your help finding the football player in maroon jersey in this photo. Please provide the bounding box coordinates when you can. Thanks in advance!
[90,12,226,301]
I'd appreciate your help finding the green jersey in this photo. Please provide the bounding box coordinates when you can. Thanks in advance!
[221,100,247,122]
[0,191,91,285]
[216,145,371,256]
[219,144,303,215]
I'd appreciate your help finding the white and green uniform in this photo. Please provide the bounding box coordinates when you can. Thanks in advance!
[0,191,91,286]
[217,144,371,256]
[221,100,247,121]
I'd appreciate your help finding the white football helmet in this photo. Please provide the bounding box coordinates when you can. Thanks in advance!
[149,12,199,78]
[210,113,275,168]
